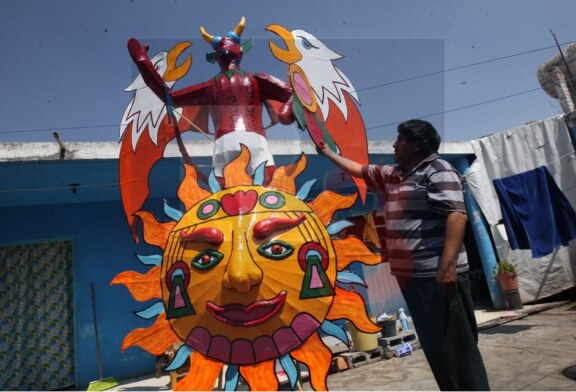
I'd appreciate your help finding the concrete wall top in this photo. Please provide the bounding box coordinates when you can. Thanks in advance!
[0,140,474,162]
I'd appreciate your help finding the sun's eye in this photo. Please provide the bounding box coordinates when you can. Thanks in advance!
[257,240,294,260]
[191,250,223,270]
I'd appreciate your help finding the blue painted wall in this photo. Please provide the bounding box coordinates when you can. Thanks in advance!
[0,151,483,388]
[0,199,165,388]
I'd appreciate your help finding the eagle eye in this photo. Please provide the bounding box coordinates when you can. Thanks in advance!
[299,37,319,50]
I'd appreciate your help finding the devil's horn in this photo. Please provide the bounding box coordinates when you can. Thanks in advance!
[233,16,246,36]
[200,26,214,44]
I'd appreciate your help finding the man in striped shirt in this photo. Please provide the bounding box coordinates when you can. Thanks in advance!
[319,119,489,390]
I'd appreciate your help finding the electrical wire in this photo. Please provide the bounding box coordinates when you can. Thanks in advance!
[355,41,575,93]
[0,41,574,136]
[366,87,543,130]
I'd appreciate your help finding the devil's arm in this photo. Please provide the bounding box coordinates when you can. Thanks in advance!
[127,38,169,100]
[128,37,212,108]
[256,73,294,125]
[170,80,213,107]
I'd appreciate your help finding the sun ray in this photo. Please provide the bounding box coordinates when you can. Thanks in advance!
[223,144,253,188]
[120,312,180,355]
[290,332,331,391]
[308,191,357,225]
[268,153,306,193]
[333,236,382,270]
[326,287,380,333]
[178,163,211,210]
[110,266,162,301]
[239,359,278,391]
[174,351,224,391]
[134,211,176,248]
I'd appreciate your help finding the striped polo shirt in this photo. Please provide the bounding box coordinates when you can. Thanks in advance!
[361,153,469,278]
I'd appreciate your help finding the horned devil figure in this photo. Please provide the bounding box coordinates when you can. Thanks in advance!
[121,16,369,243]
[127,16,294,186]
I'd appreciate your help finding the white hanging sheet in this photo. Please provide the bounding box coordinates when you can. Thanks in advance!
[466,115,576,302]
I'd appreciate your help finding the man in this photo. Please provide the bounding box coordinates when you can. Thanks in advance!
[319,119,490,390]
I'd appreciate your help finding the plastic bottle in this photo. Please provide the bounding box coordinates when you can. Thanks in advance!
[398,307,411,332]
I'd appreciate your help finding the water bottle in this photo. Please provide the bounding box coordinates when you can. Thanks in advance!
[398,307,410,332]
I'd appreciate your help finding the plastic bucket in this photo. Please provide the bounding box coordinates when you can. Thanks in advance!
[377,318,397,338]
[347,318,379,352]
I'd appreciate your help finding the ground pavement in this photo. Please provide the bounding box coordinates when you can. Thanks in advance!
[115,300,576,391]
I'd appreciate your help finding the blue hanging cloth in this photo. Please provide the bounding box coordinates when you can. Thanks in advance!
[493,166,576,258]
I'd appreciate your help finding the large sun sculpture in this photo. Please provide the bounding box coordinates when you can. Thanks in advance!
[111,146,381,391]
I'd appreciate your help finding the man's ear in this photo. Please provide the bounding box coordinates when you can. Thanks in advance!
[412,142,422,154]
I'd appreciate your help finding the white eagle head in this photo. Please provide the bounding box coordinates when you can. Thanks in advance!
[267,25,359,120]
[120,42,192,150]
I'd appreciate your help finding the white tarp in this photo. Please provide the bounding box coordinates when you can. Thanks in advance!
[467,115,576,302]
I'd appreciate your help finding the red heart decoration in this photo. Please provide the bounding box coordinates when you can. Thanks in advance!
[220,190,258,216]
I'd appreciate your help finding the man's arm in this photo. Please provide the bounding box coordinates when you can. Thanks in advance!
[437,211,468,286]
[318,142,364,178]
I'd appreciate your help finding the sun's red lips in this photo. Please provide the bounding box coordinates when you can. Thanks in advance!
[207,291,287,327]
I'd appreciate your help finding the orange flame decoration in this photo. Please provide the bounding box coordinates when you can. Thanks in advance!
[111,146,383,390]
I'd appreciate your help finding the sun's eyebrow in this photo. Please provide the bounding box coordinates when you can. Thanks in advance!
[253,215,306,239]
[180,227,224,245]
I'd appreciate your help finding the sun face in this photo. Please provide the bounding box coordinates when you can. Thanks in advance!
[163,185,337,363]
[112,146,382,391]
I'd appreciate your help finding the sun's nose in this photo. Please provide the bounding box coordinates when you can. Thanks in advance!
[222,235,263,293]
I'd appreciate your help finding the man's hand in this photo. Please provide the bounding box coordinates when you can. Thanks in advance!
[437,211,467,296]
[316,140,330,156]
[436,259,457,296]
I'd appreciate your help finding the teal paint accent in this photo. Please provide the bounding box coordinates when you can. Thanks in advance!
[291,97,307,130]
[253,162,266,186]
[312,110,338,153]
[326,220,354,235]
[205,52,217,64]
[320,320,350,346]
[135,302,165,319]
[163,200,183,221]
[165,345,192,371]
[296,179,317,200]
[136,254,162,266]
[300,255,334,299]
[336,270,367,287]
[453,157,506,309]
[208,170,221,193]
[167,275,196,318]
[216,70,246,82]
[241,39,253,53]
[279,354,299,390]
[225,364,240,391]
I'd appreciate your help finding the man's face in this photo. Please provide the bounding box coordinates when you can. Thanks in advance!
[393,134,417,168]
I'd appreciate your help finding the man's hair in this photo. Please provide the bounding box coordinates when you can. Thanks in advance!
[397,119,441,155]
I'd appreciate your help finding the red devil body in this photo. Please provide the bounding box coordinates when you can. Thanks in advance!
[127,18,293,184]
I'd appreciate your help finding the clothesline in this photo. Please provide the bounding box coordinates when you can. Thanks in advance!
[544,148,576,168]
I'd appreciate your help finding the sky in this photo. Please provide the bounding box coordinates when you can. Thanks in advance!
[0,0,574,144]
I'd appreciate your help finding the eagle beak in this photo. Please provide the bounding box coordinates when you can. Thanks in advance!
[164,41,193,82]
[266,24,301,64]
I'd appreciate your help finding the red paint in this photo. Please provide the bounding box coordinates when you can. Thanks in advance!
[179,227,224,245]
[206,291,287,327]
[253,215,306,238]
[220,190,258,216]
